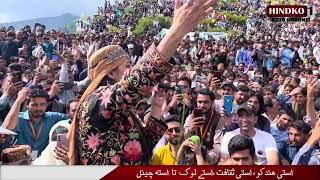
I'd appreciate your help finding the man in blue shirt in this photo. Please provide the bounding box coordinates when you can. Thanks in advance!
[1,88,69,158]
[270,108,295,143]
[235,43,247,66]
[243,42,255,69]
[280,42,293,67]
[277,120,312,164]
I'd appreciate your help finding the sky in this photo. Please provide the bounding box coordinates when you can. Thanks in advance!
[0,0,108,23]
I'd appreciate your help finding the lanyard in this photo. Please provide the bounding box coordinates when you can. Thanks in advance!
[28,120,43,141]
[200,108,214,140]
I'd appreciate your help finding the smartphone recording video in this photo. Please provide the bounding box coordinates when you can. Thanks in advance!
[57,134,69,148]
[224,95,234,117]
[193,108,203,118]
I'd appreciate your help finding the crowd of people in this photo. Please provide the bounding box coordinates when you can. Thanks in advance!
[0,0,320,166]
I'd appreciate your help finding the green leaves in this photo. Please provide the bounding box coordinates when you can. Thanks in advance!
[208,27,227,32]
[107,26,120,34]
[221,12,248,25]
[133,16,172,37]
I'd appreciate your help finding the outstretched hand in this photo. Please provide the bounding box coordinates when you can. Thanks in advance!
[158,0,216,60]
[172,0,215,36]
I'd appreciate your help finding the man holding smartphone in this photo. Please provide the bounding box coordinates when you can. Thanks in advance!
[166,77,193,122]
[0,71,24,121]
[184,89,225,165]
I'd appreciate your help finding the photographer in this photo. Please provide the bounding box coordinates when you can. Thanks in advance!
[184,89,225,165]
[165,77,193,123]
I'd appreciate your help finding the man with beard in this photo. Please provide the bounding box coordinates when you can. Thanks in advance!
[277,120,312,164]
[292,119,320,165]
[220,104,279,165]
[184,90,225,165]
[33,100,79,165]
[151,115,181,165]
[1,88,69,158]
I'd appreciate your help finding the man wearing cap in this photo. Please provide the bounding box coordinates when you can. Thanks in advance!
[220,104,279,165]
[127,44,138,65]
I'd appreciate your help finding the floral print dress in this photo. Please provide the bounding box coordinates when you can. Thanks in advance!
[76,44,174,165]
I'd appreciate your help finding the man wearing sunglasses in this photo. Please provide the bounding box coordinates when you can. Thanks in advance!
[151,115,182,165]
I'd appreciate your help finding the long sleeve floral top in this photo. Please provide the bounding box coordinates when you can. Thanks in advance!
[76,44,173,165]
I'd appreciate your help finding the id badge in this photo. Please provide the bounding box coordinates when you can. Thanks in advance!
[31,150,38,160]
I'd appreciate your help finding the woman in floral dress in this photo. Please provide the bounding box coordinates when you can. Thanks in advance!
[69,0,215,165]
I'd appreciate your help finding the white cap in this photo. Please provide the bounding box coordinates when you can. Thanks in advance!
[127,44,134,49]
[0,126,17,135]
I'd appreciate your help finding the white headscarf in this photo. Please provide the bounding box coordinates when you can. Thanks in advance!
[32,120,70,165]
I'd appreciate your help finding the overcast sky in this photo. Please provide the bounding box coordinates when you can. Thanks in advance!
[0,0,107,23]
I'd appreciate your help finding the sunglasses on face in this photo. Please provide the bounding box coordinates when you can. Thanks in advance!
[166,127,181,134]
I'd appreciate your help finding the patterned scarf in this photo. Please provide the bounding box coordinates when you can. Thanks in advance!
[69,45,129,164]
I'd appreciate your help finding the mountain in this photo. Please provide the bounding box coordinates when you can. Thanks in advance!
[0,13,80,31]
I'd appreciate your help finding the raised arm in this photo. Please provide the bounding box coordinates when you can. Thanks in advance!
[1,88,31,130]
[306,78,317,128]
[157,0,214,60]
[104,0,215,112]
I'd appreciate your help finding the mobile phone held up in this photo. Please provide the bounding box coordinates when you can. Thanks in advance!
[175,85,185,94]
[224,95,234,117]
[193,108,203,118]
[11,71,22,83]
[57,134,69,148]
[58,82,74,90]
